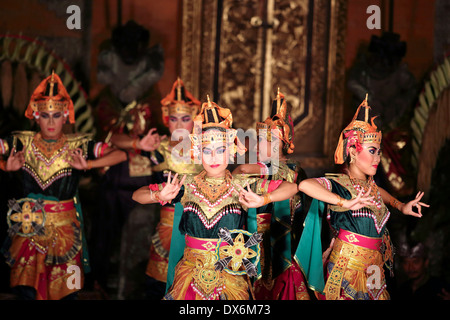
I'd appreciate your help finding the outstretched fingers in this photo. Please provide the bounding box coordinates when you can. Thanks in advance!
[179,175,187,187]
[355,188,374,204]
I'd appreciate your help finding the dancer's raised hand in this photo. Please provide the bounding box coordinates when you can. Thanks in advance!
[401,191,429,218]
[342,187,374,211]
[5,148,25,171]
[159,171,186,202]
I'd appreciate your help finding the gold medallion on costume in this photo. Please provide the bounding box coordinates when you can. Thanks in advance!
[192,251,224,299]
[7,198,46,237]
[214,228,262,277]
[219,233,258,272]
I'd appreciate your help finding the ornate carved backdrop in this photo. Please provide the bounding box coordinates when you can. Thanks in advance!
[180,0,347,170]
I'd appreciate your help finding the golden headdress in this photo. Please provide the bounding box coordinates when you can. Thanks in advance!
[25,71,75,124]
[334,94,382,164]
[160,77,201,127]
[256,88,295,154]
[189,96,246,157]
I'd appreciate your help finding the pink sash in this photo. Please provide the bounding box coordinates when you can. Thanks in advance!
[338,229,382,251]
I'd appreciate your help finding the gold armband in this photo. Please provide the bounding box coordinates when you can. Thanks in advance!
[389,196,403,211]
[336,194,344,207]
[262,193,272,206]
[132,138,139,150]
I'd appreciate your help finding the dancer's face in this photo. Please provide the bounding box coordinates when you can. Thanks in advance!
[168,112,194,135]
[202,139,229,178]
[351,142,381,177]
[257,129,281,163]
[257,135,271,162]
[37,111,66,140]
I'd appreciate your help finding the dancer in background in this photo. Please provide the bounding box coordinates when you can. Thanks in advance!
[0,72,127,300]
[112,78,203,299]
[296,95,429,300]
[233,89,311,300]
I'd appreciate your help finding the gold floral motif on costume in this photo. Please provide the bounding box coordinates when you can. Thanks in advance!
[191,250,224,299]
[32,133,67,159]
[9,201,44,235]
[128,152,152,177]
[219,233,257,272]
[201,241,217,252]
[345,233,360,244]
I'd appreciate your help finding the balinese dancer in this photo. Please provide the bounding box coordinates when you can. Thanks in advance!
[296,95,429,300]
[132,97,299,300]
[0,72,127,300]
[112,78,204,299]
[233,88,311,300]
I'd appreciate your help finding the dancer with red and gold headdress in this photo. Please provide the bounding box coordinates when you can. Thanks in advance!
[232,88,311,300]
[296,95,429,300]
[140,78,204,299]
[0,72,127,300]
[132,96,299,300]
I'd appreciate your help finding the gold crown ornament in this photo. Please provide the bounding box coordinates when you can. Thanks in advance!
[334,94,382,164]
[25,71,75,124]
[256,88,295,154]
[160,77,201,127]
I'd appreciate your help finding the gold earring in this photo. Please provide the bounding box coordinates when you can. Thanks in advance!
[350,156,355,164]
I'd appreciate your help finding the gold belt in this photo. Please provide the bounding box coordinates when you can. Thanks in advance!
[325,236,382,300]
[43,199,77,227]
[160,206,175,226]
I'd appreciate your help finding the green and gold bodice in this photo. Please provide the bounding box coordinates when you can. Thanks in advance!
[318,173,390,237]
[151,170,277,239]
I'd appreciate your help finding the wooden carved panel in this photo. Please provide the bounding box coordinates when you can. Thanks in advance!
[180,0,347,170]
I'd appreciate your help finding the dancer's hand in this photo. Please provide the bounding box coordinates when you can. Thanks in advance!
[342,187,374,210]
[159,172,186,202]
[68,148,88,170]
[138,128,165,151]
[5,148,25,171]
[322,238,335,266]
[401,191,429,218]
[235,182,263,208]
